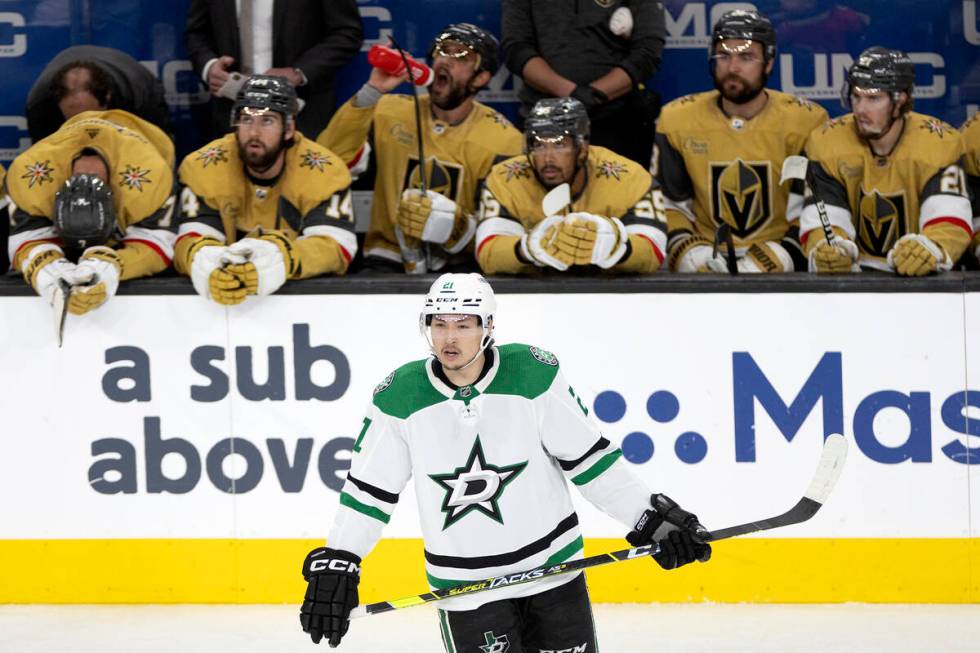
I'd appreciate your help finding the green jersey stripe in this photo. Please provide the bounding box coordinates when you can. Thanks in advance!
[339,492,391,524]
[571,450,623,486]
[543,535,584,566]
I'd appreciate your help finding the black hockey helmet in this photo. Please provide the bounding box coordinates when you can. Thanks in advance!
[54,173,116,250]
[428,23,500,76]
[841,46,915,108]
[711,9,777,61]
[524,97,591,151]
[231,74,300,126]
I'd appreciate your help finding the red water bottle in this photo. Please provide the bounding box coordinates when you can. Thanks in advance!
[367,44,433,86]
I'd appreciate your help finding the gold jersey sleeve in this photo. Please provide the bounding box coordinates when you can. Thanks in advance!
[655,90,827,270]
[175,132,355,277]
[961,113,980,254]
[803,112,972,268]
[6,110,176,278]
[320,93,523,268]
[477,146,666,274]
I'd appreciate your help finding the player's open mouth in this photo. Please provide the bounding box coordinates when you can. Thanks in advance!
[434,69,451,87]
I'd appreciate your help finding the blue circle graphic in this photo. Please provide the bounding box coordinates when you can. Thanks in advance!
[674,432,708,464]
[594,390,627,423]
[647,391,680,423]
[622,432,654,464]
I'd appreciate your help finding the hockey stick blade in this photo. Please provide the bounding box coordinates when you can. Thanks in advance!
[349,434,847,619]
[542,182,571,217]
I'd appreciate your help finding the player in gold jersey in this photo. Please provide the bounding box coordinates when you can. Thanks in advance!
[654,10,827,273]
[318,23,523,273]
[802,48,972,275]
[476,97,667,275]
[6,109,176,315]
[961,112,980,268]
[175,76,354,305]
[0,164,7,270]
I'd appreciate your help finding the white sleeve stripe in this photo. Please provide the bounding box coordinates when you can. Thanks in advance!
[348,142,371,179]
[663,197,695,221]
[800,204,855,240]
[626,223,668,255]
[476,216,525,247]
[123,226,176,260]
[8,226,60,262]
[919,195,972,231]
[786,192,804,222]
[443,214,476,255]
[177,221,226,242]
[19,242,64,274]
[301,224,358,258]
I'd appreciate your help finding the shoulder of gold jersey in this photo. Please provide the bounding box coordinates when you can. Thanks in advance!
[487,153,534,190]
[178,133,243,194]
[588,145,652,194]
[904,112,963,165]
[5,140,71,215]
[658,91,715,130]
[806,114,855,159]
[769,90,830,131]
[961,113,980,175]
[463,101,524,156]
[374,93,416,119]
[282,133,352,200]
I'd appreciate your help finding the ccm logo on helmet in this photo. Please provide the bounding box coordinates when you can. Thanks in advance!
[310,558,360,574]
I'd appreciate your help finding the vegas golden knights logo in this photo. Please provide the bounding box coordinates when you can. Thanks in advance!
[710,160,772,238]
[403,156,464,203]
[857,189,907,257]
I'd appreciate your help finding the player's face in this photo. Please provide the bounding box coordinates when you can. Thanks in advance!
[430,39,483,110]
[71,154,109,183]
[429,315,484,370]
[236,108,293,172]
[712,39,770,104]
[529,135,581,188]
[850,88,900,139]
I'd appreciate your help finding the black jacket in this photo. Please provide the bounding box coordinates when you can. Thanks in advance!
[184,0,363,139]
[25,45,172,144]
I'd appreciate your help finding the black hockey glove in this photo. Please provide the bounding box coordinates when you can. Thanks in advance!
[300,547,361,647]
[626,493,712,570]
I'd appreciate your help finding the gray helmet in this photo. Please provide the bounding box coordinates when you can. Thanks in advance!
[711,9,777,61]
[524,97,590,151]
[231,74,300,126]
[428,23,500,76]
[54,173,116,250]
[842,46,915,108]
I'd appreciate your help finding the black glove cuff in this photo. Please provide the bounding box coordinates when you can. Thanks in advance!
[302,547,362,580]
[571,85,599,111]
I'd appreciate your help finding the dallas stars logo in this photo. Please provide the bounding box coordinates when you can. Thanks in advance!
[596,160,627,180]
[22,160,54,188]
[479,631,511,653]
[429,436,527,530]
[920,119,947,138]
[196,145,228,167]
[300,149,331,172]
[119,165,151,191]
[503,160,530,181]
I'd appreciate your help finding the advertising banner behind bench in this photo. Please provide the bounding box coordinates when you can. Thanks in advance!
[1,292,978,603]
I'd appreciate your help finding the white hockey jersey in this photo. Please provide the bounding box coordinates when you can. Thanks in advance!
[328,343,652,611]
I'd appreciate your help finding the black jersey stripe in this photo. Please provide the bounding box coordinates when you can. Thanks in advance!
[557,437,611,471]
[424,513,579,569]
[347,473,400,504]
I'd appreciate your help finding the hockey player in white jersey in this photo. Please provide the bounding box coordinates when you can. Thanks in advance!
[299,273,711,650]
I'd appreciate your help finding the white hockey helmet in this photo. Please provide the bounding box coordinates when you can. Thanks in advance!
[419,272,497,356]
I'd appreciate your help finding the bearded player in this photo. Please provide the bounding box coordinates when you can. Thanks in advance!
[476,97,667,275]
[298,273,711,651]
[654,9,828,273]
[318,24,523,273]
[802,48,971,275]
[175,75,354,305]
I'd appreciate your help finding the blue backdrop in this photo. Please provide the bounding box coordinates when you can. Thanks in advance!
[1,0,978,166]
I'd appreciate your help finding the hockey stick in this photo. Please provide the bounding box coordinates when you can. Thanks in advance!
[712,223,738,275]
[350,433,847,619]
[542,182,571,218]
[390,36,431,272]
[780,155,836,246]
[52,279,71,348]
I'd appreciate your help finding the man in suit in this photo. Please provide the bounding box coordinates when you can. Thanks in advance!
[184,0,363,140]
